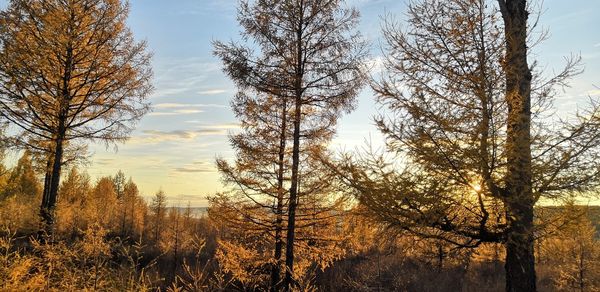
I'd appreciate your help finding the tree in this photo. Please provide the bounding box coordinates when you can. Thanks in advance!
[212,90,347,289]
[0,151,42,231]
[540,204,600,291]
[213,92,292,290]
[0,0,153,236]
[327,0,600,291]
[119,177,140,237]
[56,166,90,238]
[214,0,366,288]
[88,176,118,229]
[2,150,40,200]
[161,207,193,285]
[112,170,126,200]
[150,189,167,243]
[496,0,536,290]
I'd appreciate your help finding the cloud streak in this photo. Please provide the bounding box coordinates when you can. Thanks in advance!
[127,123,237,144]
[173,160,216,174]
[153,103,228,109]
[148,109,204,116]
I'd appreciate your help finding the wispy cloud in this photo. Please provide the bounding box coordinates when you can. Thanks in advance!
[149,103,229,117]
[148,109,204,116]
[586,89,600,96]
[128,124,237,144]
[152,59,224,98]
[140,129,225,142]
[198,89,228,95]
[173,160,215,173]
[201,122,240,129]
[95,157,116,166]
[153,103,228,109]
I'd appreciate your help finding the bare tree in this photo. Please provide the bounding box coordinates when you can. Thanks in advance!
[326,0,600,291]
[214,0,366,289]
[0,0,153,236]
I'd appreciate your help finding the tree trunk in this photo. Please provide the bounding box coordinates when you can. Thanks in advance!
[39,133,65,239]
[498,0,536,291]
[272,97,288,291]
[39,42,73,240]
[284,94,301,290]
[284,2,305,288]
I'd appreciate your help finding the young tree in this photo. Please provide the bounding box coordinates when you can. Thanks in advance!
[119,177,140,237]
[328,0,600,291]
[150,189,167,243]
[0,151,42,231]
[88,176,118,229]
[214,0,366,288]
[2,151,40,200]
[56,166,90,238]
[213,92,292,290]
[0,0,153,236]
[540,204,600,291]
[112,170,126,200]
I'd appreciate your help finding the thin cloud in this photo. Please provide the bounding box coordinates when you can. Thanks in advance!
[152,58,224,98]
[173,160,215,173]
[128,128,228,144]
[95,158,116,166]
[173,166,214,173]
[149,109,204,116]
[198,89,228,95]
[154,103,228,109]
[201,122,240,129]
[586,89,600,96]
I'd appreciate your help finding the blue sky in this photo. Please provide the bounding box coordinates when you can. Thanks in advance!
[0,0,599,206]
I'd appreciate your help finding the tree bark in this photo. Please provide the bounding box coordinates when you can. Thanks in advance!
[284,1,305,288]
[271,97,287,292]
[39,131,65,239]
[39,40,73,240]
[498,0,536,291]
[284,93,301,290]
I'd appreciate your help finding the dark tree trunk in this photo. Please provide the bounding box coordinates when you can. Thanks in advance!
[284,94,301,290]
[498,0,536,291]
[39,133,65,239]
[271,97,288,292]
[284,2,305,288]
[39,43,73,240]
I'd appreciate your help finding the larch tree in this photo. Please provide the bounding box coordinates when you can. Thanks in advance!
[112,170,126,199]
[212,92,292,291]
[327,0,600,291]
[150,189,167,244]
[496,0,535,290]
[2,150,40,201]
[0,0,153,236]
[56,166,90,238]
[540,203,600,291]
[119,177,140,237]
[214,0,366,288]
[88,176,118,229]
[210,90,348,290]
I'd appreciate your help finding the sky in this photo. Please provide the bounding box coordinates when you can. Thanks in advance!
[0,0,599,206]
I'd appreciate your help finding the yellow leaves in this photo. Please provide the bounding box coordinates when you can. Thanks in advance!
[215,239,268,286]
[8,257,35,283]
[80,223,110,259]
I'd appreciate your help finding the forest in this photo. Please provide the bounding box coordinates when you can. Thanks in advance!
[0,0,599,291]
